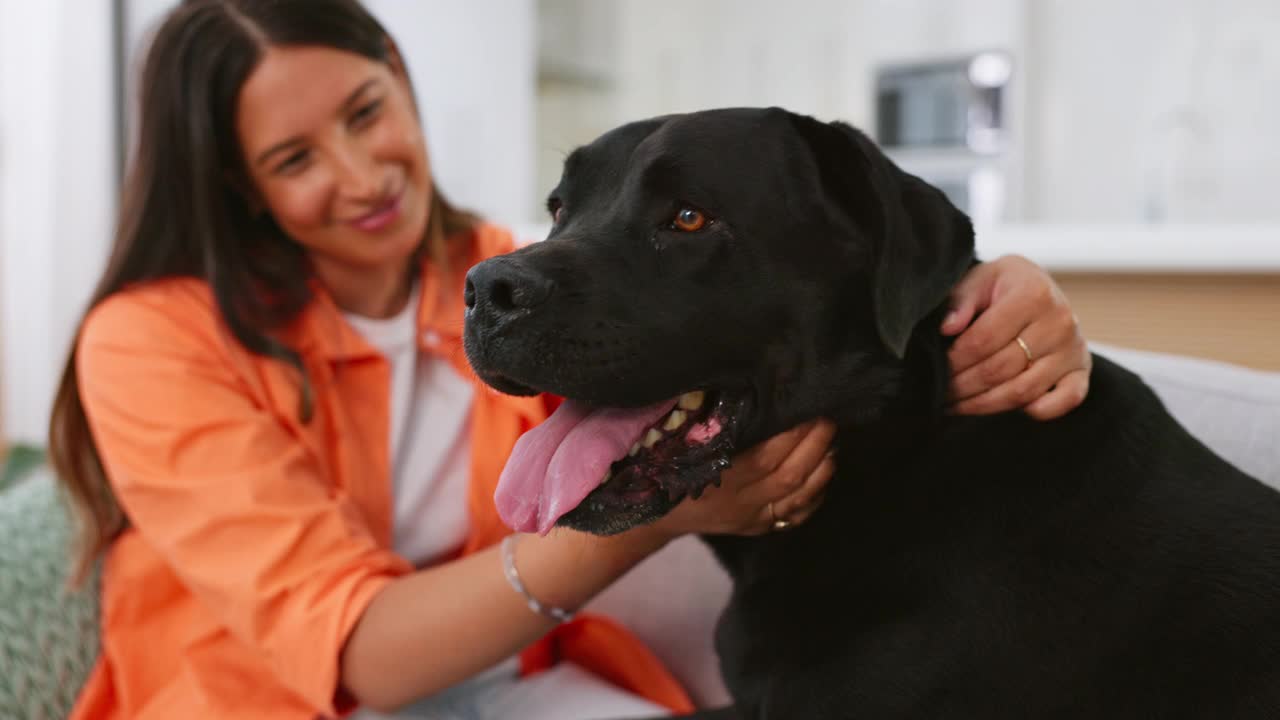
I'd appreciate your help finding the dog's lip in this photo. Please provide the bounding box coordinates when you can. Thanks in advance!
[476,369,540,396]
[593,388,746,495]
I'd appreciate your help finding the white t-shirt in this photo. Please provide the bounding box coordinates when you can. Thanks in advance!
[344,286,664,719]
[343,283,474,568]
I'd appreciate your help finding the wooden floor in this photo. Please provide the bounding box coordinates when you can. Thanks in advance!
[1054,273,1280,372]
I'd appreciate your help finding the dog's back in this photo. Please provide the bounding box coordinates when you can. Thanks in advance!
[709,355,1280,718]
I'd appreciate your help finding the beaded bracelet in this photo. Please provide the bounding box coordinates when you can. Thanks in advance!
[500,534,575,623]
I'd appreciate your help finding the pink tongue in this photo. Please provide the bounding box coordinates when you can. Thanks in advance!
[495,398,677,535]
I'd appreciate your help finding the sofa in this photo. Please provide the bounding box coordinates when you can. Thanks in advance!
[2,344,1278,717]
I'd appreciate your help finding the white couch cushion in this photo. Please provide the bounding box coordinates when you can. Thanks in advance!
[1094,343,1280,489]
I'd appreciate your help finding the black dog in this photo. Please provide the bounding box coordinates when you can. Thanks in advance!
[462,108,1280,718]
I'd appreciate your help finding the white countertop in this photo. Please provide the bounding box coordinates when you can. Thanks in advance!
[974,224,1280,274]
[515,223,1280,274]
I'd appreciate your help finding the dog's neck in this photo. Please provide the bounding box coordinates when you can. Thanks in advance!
[706,305,957,586]
[754,302,953,448]
[877,305,956,423]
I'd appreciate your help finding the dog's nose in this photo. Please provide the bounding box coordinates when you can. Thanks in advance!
[464,259,555,321]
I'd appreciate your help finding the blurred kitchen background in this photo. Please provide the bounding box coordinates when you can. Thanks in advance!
[1,0,1278,447]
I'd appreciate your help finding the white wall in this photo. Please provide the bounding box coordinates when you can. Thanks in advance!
[1025,0,1280,223]
[534,0,1027,221]
[365,0,536,227]
[843,0,1280,224]
[533,0,1280,226]
[1,0,116,445]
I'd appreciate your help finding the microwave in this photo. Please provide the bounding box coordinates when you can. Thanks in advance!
[874,52,1015,224]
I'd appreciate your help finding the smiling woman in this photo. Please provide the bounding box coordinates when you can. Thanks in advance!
[236,46,436,317]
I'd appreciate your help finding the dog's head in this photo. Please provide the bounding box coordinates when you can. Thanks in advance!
[463,108,974,536]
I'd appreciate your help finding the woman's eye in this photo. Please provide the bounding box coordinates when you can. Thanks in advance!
[351,100,382,125]
[275,149,310,174]
[672,207,708,232]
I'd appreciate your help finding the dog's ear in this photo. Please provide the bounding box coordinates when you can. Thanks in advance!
[789,114,975,358]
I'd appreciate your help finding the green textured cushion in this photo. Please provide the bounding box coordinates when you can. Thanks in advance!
[0,445,46,493]
[0,467,101,720]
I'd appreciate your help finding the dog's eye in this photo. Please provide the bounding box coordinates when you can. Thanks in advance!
[672,207,707,232]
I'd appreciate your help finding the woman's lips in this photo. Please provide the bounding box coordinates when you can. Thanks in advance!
[348,189,403,232]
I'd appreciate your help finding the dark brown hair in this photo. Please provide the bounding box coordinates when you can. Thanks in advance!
[49,0,477,583]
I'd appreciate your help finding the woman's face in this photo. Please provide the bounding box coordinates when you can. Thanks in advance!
[236,44,432,279]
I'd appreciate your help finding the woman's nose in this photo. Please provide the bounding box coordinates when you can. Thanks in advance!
[331,143,381,200]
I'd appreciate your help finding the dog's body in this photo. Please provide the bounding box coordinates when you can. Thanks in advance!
[463,108,1280,718]
[709,356,1280,718]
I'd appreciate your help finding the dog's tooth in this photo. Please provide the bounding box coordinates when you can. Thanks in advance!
[601,469,612,484]
[642,428,663,449]
[663,410,688,431]
[678,391,706,411]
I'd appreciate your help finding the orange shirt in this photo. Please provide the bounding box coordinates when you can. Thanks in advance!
[70,224,692,719]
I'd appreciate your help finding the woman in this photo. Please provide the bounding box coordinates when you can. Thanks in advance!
[50,1,1090,718]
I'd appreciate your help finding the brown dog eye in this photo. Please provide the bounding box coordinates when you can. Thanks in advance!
[672,207,707,232]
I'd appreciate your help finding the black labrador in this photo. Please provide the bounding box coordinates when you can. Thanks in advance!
[462,107,1280,718]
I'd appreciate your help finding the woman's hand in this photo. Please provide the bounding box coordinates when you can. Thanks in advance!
[653,419,836,538]
[943,255,1091,420]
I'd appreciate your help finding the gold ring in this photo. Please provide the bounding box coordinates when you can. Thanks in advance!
[769,502,790,531]
[1015,335,1034,364]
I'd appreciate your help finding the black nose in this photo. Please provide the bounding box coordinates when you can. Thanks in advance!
[464,259,555,322]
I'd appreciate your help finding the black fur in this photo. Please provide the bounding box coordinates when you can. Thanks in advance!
[462,107,1280,718]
